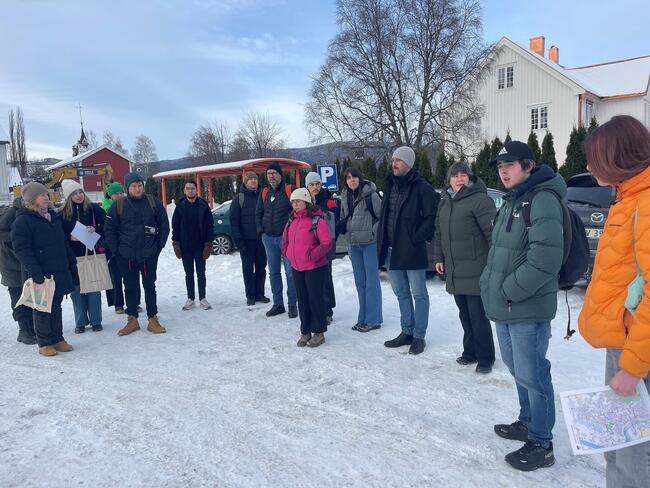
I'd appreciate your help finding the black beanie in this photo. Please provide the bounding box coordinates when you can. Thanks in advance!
[124,172,144,191]
[266,162,283,175]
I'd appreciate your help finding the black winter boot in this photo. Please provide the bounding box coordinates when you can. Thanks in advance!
[384,332,413,348]
[505,441,555,471]
[409,338,426,355]
[17,321,37,345]
[287,305,298,318]
[266,304,286,317]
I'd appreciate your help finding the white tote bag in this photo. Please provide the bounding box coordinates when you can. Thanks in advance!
[77,249,113,294]
[15,277,56,313]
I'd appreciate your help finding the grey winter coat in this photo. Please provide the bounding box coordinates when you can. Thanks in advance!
[340,181,382,246]
[433,177,496,296]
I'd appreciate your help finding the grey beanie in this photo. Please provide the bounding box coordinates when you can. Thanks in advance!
[305,171,321,186]
[446,161,474,184]
[392,146,416,168]
[22,182,49,204]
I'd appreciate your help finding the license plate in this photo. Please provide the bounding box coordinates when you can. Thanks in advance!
[585,228,603,239]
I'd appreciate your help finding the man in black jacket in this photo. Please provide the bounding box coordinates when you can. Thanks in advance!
[256,162,297,318]
[172,180,214,311]
[377,146,439,355]
[231,172,269,306]
[105,172,170,336]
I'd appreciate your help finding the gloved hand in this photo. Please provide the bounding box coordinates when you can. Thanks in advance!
[203,242,212,260]
[32,273,45,285]
[335,218,348,236]
[172,241,182,259]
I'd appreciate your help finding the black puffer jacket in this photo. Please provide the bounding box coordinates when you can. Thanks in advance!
[104,194,170,262]
[231,186,260,241]
[0,198,24,288]
[11,206,78,295]
[256,183,293,237]
[60,202,106,257]
[171,196,214,249]
[376,169,439,270]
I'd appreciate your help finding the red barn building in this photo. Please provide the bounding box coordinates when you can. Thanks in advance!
[45,129,132,202]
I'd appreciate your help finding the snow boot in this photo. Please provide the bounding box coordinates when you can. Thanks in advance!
[118,316,140,336]
[39,345,57,357]
[53,340,74,352]
[147,316,167,334]
[476,363,493,374]
[246,297,256,306]
[505,441,555,471]
[288,305,298,318]
[456,356,477,365]
[494,420,528,442]
[92,324,103,332]
[256,296,270,303]
[75,325,85,334]
[409,338,426,355]
[266,304,286,317]
[17,321,37,345]
[353,324,381,333]
[297,334,311,347]
[307,333,325,348]
[384,332,413,348]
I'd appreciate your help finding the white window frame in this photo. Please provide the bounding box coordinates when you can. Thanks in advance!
[540,106,548,129]
[531,107,539,130]
[585,99,594,126]
[497,64,514,90]
[530,104,549,131]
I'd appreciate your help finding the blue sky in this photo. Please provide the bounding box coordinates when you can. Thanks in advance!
[1,0,648,160]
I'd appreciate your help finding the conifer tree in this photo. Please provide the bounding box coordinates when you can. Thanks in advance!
[472,142,491,185]
[362,157,377,183]
[541,132,557,172]
[375,156,390,191]
[527,131,542,162]
[433,152,449,188]
[560,126,588,180]
[588,116,599,135]
[416,151,432,183]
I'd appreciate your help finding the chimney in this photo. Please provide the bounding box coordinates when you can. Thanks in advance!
[529,36,545,57]
[549,45,559,63]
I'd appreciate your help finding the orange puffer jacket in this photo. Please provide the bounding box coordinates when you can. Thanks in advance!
[579,166,650,378]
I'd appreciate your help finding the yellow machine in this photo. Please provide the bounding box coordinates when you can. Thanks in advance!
[14,164,114,203]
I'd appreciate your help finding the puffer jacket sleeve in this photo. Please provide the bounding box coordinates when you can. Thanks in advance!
[230,195,242,242]
[370,191,381,236]
[92,204,106,238]
[154,200,170,251]
[621,201,650,378]
[413,183,439,243]
[104,202,120,255]
[501,192,564,303]
[204,201,214,243]
[11,216,43,280]
[474,194,497,246]
[310,217,334,263]
[432,199,444,264]
[281,221,290,257]
[171,204,181,243]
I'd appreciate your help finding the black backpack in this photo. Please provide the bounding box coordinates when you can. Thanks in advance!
[520,189,590,338]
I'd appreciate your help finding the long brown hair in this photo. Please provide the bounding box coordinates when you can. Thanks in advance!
[60,192,93,220]
[584,115,650,183]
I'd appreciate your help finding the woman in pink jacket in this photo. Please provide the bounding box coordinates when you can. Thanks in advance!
[282,188,334,347]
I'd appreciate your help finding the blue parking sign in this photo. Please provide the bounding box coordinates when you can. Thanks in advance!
[317,164,338,191]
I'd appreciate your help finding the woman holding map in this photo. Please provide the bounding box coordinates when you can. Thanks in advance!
[579,115,650,488]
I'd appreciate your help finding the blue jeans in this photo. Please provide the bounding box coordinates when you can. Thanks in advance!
[70,287,103,327]
[262,233,296,307]
[386,248,429,338]
[349,243,383,325]
[496,321,555,446]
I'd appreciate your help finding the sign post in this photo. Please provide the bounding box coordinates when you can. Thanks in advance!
[317,164,338,192]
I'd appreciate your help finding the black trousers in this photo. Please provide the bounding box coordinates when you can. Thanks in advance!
[454,294,495,367]
[117,255,159,318]
[239,239,267,299]
[8,285,34,326]
[182,247,206,301]
[324,261,336,316]
[293,265,328,335]
[33,292,64,347]
[106,256,125,308]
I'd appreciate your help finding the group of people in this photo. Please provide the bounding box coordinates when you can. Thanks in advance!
[2,115,650,485]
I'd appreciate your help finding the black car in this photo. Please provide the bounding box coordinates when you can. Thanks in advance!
[565,173,616,280]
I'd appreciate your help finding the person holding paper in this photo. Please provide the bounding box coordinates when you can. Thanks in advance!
[11,182,78,357]
[579,115,650,488]
[60,179,106,333]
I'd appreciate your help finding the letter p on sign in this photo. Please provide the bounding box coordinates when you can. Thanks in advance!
[317,164,338,191]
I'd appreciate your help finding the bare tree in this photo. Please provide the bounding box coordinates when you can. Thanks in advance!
[103,130,129,156]
[86,129,98,149]
[229,133,251,161]
[188,122,231,164]
[236,112,284,158]
[8,107,27,176]
[304,0,492,152]
[132,135,158,165]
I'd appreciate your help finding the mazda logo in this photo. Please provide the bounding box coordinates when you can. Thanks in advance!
[591,212,605,224]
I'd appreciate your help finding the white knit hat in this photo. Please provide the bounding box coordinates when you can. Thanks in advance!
[305,171,321,186]
[61,179,84,200]
[290,188,313,204]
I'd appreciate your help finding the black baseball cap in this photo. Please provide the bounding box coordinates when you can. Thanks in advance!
[489,141,535,166]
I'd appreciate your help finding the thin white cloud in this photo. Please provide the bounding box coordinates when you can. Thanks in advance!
[190,34,305,66]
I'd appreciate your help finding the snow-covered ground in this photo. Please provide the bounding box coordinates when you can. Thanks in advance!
[1,239,606,487]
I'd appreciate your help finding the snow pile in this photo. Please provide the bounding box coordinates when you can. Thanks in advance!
[0,244,605,487]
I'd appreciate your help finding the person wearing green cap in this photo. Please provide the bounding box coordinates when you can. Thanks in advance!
[101,181,127,314]
[102,182,125,212]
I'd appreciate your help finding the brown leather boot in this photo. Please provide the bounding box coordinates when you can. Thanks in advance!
[297,334,311,347]
[147,316,166,334]
[118,316,140,336]
[39,345,57,356]
[53,340,73,352]
[307,333,325,348]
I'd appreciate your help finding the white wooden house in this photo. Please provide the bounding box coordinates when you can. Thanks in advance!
[464,36,650,165]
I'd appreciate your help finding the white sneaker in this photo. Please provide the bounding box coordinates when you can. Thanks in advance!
[199,299,212,310]
[182,299,195,311]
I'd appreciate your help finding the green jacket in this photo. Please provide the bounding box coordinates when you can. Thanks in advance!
[479,165,565,323]
[101,196,113,212]
[433,177,496,296]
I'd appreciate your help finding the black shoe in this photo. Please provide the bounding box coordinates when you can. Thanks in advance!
[288,305,298,318]
[266,304,286,317]
[456,356,477,365]
[476,363,493,374]
[256,296,271,304]
[494,420,529,442]
[17,331,37,345]
[384,332,413,348]
[353,323,381,333]
[92,324,103,332]
[246,297,255,306]
[409,338,426,355]
[505,441,555,471]
[75,326,85,334]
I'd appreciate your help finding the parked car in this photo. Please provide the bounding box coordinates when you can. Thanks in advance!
[565,173,616,280]
[212,200,236,255]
